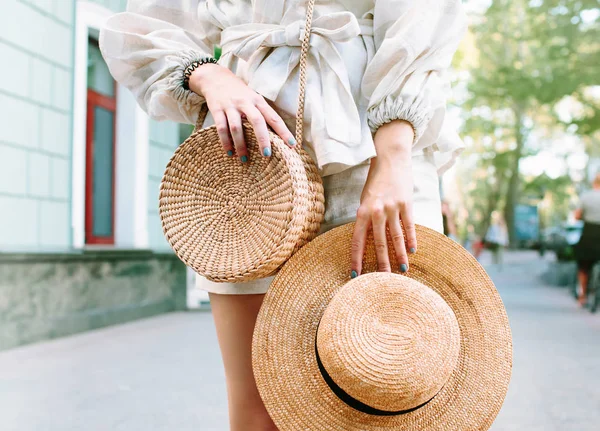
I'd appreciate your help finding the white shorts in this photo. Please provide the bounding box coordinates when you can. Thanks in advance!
[196,152,443,295]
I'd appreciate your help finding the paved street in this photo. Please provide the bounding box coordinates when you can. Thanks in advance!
[487,252,600,431]
[1,251,600,430]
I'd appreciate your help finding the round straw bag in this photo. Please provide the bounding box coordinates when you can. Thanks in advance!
[158,2,324,283]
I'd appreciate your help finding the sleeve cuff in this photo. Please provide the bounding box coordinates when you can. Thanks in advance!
[165,49,210,111]
[367,95,433,143]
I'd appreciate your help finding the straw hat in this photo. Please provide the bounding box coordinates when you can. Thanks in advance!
[253,223,512,430]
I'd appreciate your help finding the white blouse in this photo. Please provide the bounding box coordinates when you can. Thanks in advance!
[100,0,467,176]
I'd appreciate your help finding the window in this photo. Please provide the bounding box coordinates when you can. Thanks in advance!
[85,38,116,245]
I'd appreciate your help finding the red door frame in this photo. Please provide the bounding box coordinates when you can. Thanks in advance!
[85,86,117,245]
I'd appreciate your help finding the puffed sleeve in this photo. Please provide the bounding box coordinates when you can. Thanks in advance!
[99,0,222,124]
[362,0,467,150]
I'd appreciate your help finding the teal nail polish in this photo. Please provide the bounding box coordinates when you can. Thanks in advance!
[263,147,272,157]
[241,155,248,163]
[409,247,416,254]
[351,270,358,279]
[288,137,297,146]
[400,264,408,273]
[227,150,233,157]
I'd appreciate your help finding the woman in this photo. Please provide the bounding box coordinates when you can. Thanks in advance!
[485,211,509,270]
[100,1,466,429]
[441,200,458,241]
[574,173,600,306]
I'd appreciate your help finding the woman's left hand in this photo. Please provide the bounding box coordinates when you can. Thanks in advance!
[351,120,417,276]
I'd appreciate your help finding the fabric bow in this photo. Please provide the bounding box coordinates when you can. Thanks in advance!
[220,11,371,149]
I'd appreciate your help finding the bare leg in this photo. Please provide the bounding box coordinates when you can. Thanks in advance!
[209,293,278,431]
[492,248,500,266]
[497,246,504,271]
[578,270,589,306]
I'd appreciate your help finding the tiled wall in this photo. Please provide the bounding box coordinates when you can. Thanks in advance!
[148,121,185,250]
[0,0,75,250]
[0,0,184,252]
[86,0,128,12]
[88,0,184,250]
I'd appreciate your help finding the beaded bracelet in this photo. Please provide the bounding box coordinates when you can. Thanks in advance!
[182,57,218,91]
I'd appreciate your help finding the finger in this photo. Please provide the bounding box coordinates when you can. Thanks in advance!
[401,202,417,255]
[351,207,370,278]
[226,109,247,162]
[213,110,234,156]
[256,100,296,147]
[372,205,391,272]
[243,104,271,157]
[389,215,409,273]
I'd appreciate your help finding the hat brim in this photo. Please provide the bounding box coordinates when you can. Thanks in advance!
[253,223,512,430]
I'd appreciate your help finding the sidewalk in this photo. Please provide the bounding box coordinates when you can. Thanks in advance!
[1,251,600,431]
[488,251,600,431]
[0,312,227,431]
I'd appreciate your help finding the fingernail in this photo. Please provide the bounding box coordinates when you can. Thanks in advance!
[351,270,358,279]
[263,147,272,157]
[400,264,408,273]
[241,155,248,163]
[409,247,416,254]
[288,137,297,146]
[227,150,233,157]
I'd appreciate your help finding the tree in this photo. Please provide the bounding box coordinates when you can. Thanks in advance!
[459,0,599,246]
[522,173,575,228]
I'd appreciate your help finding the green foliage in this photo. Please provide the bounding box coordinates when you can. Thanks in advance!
[468,0,599,109]
[522,173,574,226]
[457,0,599,245]
[571,97,600,135]
[214,45,222,60]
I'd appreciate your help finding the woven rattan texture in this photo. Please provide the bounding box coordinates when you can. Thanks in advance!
[160,123,322,282]
[159,0,324,282]
[293,150,325,253]
[253,223,513,431]
[316,273,461,412]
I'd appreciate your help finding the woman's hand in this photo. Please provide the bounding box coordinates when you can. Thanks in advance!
[189,63,296,162]
[351,120,417,277]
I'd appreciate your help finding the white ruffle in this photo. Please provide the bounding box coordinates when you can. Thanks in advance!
[163,50,208,119]
[367,94,433,143]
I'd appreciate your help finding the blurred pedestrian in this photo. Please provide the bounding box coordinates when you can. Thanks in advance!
[472,235,485,260]
[442,200,458,241]
[574,173,600,306]
[485,211,509,270]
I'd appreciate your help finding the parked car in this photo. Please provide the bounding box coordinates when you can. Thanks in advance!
[540,221,584,260]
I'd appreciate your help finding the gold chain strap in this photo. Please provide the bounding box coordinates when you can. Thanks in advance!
[196,0,316,146]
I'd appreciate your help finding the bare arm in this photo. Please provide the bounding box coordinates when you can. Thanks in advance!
[351,120,416,276]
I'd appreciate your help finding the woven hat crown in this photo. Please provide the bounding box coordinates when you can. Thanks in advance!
[316,273,461,413]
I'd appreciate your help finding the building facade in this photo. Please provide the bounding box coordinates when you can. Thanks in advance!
[0,0,199,350]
